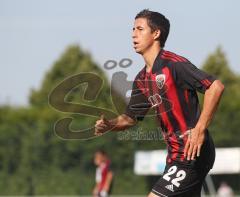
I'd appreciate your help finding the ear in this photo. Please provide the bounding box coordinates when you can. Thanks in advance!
[153,29,161,40]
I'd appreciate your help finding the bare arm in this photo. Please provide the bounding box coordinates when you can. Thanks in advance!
[184,80,225,160]
[92,183,100,197]
[95,114,137,135]
[195,80,225,131]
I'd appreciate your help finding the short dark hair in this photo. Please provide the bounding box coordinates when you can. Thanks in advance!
[95,149,107,156]
[135,9,170,48]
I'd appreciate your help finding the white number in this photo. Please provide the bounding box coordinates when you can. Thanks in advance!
[163,166,177,181]
[172,170,186,187]
[163,165,186,188]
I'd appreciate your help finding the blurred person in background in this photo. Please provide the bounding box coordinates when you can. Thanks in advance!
[92,150,113,197]
[217,181,234,197]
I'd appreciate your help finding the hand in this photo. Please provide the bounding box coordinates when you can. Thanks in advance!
[95,115,113,136]
[183,127,205,160]
[92,187,99,197]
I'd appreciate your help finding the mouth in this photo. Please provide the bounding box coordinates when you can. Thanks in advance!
[133,41,139,48]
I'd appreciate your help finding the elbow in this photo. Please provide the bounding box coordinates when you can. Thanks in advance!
[128,118,137,127]
[122,114,137,128]
[217,80,225,92]
[214,80,225,94]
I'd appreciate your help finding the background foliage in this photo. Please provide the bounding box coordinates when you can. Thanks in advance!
[0,45,239,195]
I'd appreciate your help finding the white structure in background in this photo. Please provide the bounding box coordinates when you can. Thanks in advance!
[134,148,240,175]
[134,150,167,175]
[210,147,240,174]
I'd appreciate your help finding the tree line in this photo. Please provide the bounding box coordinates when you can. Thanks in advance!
[0,45,239,195]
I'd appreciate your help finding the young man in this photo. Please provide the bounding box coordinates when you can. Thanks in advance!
[92,150,113,197]
[95,9,224,197]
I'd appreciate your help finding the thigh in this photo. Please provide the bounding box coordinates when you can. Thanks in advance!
[148,191,165,197]
[151,163,208,197]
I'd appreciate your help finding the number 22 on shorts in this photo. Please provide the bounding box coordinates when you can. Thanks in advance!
[163,166,186,187]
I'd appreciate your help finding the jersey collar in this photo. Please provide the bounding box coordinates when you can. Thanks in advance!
[152,49,164,74]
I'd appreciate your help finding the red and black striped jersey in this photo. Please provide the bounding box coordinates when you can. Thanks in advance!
[125,49,216,164]
[96,160,112,192]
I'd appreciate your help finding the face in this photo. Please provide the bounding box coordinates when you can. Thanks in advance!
[94,152,105,166]
[132,18,160,54]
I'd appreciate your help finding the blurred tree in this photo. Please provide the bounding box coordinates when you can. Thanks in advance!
[202,46,240,146]
[30,45,108,106]
[1,45,239,195]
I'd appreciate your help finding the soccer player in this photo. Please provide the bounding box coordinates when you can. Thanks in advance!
[92,150,113,197]
[95,9,224,197]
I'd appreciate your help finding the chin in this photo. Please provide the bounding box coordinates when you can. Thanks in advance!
[134,48,143,54]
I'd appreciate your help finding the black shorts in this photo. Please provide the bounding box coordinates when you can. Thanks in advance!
[152,131,215,197]
[151,161,210,197]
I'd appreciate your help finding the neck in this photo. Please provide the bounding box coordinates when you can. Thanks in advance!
[142,43,161,72]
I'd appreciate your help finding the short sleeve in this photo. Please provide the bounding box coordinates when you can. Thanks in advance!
[124,79,151,121]
[174,62,216,93]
